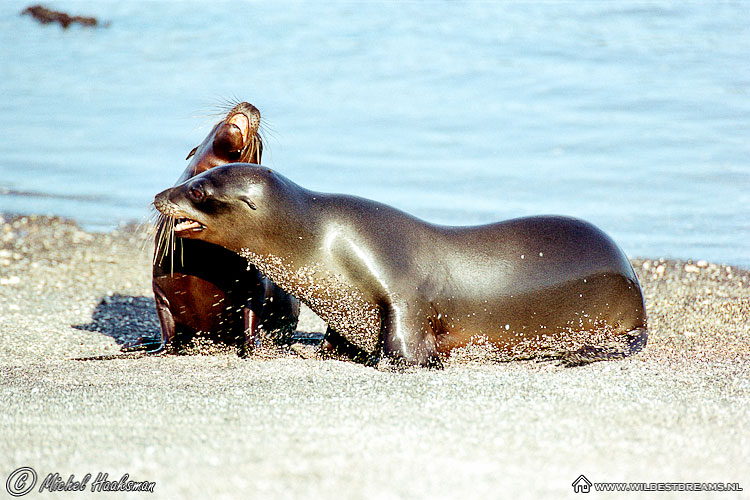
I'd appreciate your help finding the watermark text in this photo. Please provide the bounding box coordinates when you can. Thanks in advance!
[6,468,155,496]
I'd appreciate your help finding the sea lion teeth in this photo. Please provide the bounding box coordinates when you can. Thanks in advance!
[174,218,203,233]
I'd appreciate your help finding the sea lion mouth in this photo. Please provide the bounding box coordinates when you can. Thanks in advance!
[153,194,207,238]
[228,113,250,146]
[174,217,205,234]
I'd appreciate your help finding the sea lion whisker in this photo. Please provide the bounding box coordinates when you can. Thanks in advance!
[162,216,171,264]
[246,136,261,164]
[164,217,174,268]
[147,207,166,264]
[136,210,155,237]
[154,211,173,267]
[211,96,241,116]
[154,217,164,265]
[155,215,165,264]
[259,119,278,141]
[259,116,274,132]
[256,134,272,163]
[128,222,151,260]
[169,216,176,276]
[136,213,158,257]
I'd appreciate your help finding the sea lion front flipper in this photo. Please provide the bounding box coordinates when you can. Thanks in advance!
[153,282,173,343]
[381,302,442,369]
[241,297,262,358]
[258,280,300,345]
[320,326,378,366]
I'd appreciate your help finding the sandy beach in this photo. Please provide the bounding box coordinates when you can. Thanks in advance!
[0,214,747,499]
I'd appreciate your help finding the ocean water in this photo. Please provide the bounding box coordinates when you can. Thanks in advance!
[1,1,748,266]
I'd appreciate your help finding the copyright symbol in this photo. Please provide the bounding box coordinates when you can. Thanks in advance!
[6,467,37,497]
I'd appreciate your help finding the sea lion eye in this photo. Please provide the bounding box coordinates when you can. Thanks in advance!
[240,196,256,210]
[188,185,204,203]
[185,146,197,160]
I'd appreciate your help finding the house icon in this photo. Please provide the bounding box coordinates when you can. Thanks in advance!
[572,474,592,493]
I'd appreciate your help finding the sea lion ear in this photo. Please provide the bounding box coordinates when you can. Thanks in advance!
[240,197,257,210]
[185,146,198,160]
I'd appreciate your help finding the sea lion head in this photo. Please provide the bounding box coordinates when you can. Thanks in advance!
[154,164,303,254]
[154,102,265,266]
[181,102,263,181]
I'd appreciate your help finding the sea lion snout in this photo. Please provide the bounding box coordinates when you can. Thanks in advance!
[213,105,258,158]
[153,188,175,216]
[182,103,263,179]
[154,186,191,219]
[227,113,250,143]
[153,187,206,235]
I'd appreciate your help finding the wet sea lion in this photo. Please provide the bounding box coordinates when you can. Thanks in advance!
[154,164,647,368]
[138,104,299,355]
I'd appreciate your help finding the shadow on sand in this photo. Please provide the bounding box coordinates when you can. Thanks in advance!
[73,294,160,347]
[72,293,324,361]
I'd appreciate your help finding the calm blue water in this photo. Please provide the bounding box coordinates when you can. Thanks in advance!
[1,1,749,266]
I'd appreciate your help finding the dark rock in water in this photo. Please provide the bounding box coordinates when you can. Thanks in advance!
[21,4,108,29]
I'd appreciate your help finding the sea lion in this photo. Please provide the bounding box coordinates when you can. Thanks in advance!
[138,103,299,355]
[153,164,647,368]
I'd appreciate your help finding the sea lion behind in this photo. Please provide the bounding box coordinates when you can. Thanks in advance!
[136,104,299,355]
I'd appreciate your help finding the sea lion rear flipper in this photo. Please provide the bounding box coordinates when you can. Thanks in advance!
[120,336,165,353]
[242,302,260,358]
[120,283,172,353]
[241,289,268,357]
[320,327,378,366]
[550,327,649,367]
[151,281,174,351]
